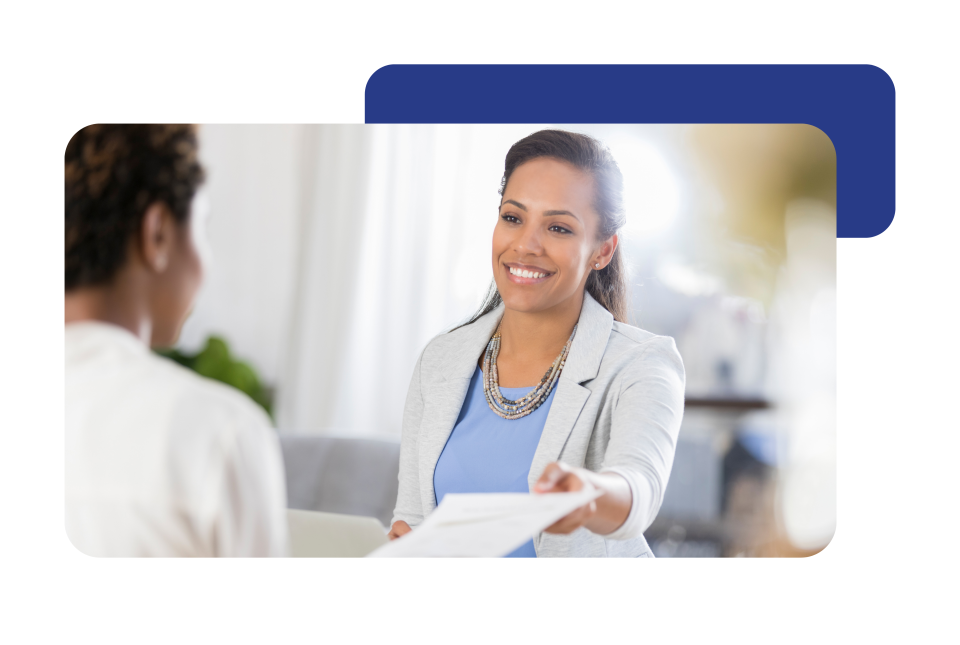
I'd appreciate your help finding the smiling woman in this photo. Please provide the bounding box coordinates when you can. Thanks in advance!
[389,129,686,557]
[470,130,629,326]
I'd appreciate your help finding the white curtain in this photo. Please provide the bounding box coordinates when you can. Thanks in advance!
[183,124,544,438]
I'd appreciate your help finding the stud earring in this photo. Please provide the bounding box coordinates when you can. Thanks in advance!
[595,263,600,269]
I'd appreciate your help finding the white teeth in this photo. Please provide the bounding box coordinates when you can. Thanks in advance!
[510,267,547,279]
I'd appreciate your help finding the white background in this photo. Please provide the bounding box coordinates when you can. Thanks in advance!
[2,1,957,642]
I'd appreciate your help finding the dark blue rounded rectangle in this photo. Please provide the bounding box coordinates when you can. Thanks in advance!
[365,64,895,238]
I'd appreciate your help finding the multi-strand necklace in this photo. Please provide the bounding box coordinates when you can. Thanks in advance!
[482,322,578,420]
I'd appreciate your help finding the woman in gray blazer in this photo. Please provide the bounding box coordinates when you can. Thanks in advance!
[390,130,685,557]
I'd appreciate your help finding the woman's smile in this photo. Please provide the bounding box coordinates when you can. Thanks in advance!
[504,261,554,284]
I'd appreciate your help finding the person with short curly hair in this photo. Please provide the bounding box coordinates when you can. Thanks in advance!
[65,125,288,556]
[66,124,206,292]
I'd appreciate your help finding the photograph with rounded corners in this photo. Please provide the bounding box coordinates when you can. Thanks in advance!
[65,124,836,558]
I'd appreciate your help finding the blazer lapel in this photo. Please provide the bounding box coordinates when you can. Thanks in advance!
[418,305,504,515]
[526,292,614,491]
[527,379,591,491]
[418,376,473,515]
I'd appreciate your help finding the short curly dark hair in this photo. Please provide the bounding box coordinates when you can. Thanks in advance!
[65,124,205,290]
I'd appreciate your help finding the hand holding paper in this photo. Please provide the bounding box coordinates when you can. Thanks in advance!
[368,488,603,558]
[533,461,600,534]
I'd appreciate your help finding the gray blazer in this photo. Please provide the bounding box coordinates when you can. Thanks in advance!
[392,292,686,557]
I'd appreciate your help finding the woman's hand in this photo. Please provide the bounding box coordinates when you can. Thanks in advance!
[533,462,599,534]
[533,462,633,536]
[388,520,412,541]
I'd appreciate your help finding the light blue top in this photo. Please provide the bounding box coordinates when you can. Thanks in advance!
[433,365,558,557]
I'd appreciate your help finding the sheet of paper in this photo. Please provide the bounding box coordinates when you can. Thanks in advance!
[368,489,603,557]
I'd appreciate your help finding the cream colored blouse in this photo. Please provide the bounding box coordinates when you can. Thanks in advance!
[65,322,287,557]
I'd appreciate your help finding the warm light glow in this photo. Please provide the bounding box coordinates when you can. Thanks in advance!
[609,137,682,238]
[656,256,722,297]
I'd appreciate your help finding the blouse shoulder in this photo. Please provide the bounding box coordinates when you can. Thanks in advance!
[150,353,274,435]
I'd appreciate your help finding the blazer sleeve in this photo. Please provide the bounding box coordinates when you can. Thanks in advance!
[600,335,686,540]
[391,347,427,528]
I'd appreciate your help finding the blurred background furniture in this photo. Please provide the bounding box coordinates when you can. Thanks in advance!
[286,508,388,557]
[645,399,778,557]
[279,435,400,529]
[278,426,771,557]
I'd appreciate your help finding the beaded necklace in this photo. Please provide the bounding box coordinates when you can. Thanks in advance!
[481,322,578,420]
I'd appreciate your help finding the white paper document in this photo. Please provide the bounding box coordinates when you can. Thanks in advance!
[368,488,603,557]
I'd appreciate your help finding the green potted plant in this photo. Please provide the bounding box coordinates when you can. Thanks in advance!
[158,336,273,419]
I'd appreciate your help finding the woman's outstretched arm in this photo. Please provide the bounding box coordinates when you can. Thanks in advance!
[535,336,685,538]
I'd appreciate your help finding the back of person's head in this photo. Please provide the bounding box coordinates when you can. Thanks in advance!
[65,124,205,290]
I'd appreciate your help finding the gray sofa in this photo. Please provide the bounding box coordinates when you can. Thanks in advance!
[279,435,401,528]
[278,433,720,543]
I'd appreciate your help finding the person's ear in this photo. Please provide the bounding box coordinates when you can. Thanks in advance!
[139,202,176,273]
[592,233,618,271]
